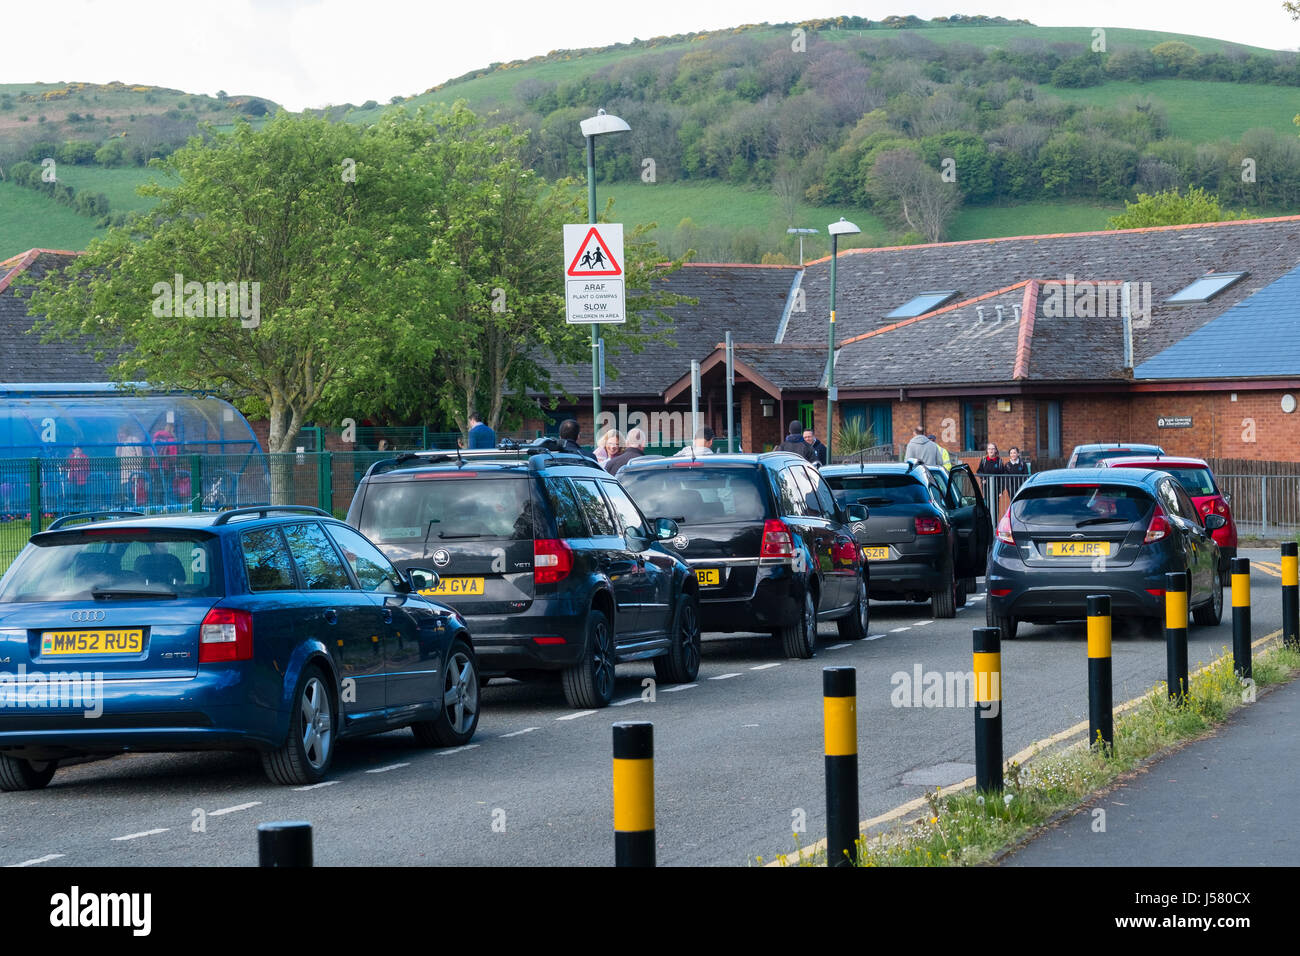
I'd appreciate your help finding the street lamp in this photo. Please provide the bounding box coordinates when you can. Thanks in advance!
[826,217,860,462]
[580,109,631,429]
[786,227,818,267]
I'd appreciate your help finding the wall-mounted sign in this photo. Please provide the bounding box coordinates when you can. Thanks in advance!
[1157,416,1193,429]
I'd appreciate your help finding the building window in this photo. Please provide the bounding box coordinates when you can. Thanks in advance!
[962,401,988,453]
[1036,400,1062,459]
[841,403,892,448]
[885,291,960,319]
[1166,272,1247,305]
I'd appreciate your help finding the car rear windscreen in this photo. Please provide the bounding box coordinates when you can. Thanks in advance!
[621,467,768,525]
[1012,484,1153,526]
[0,531,221,603]
[1074,446,1162,467]
[359,477,535,543]
[825,474,928,505]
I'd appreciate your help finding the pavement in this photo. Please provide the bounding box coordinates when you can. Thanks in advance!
[1004,669,1300,866]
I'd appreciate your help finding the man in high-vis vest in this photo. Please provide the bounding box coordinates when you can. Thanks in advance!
[929,434,953,471]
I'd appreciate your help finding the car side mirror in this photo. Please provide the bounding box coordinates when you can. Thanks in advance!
[845,504,869,522]
[653,516,679,540]
[1204,514,1227,531]
[406,567,440,594]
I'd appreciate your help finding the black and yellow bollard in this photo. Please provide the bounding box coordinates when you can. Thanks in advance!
[823,667,859,866]
[612,722,655,867]
[1231,556,1252,680]
[1164,571,1189,703]
[972,626,1003,794]
[1087,595,1113,751]
[258,821,313,867]
[1283,542,1299,650]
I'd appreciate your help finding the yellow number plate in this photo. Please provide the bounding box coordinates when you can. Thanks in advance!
[861,546,892,561]
[1046,542,1112,557]
[421,577,485,597]
[41,629,143,656]
[695,568,721,587]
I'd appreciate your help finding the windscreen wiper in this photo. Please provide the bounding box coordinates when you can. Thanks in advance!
[1075,517,1128,527]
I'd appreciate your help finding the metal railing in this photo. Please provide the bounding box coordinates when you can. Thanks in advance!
[1216,474,1300,538]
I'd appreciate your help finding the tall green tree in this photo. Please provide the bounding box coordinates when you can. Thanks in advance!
[1107,186,1244,228]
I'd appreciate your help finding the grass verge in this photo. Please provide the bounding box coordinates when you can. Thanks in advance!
[766,637,1300,867]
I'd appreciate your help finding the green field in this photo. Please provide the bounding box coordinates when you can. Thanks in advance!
[948,201,1123,241]
[1048,78,1300,140]
[53,165,162,211]
[0,180,102,256]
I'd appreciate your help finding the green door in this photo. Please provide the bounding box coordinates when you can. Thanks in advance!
[797,401,815,431]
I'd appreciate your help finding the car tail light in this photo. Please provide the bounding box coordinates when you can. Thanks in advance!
[1211,498,1229,516]
[534,539,573,584]
[996,510,1015,544]
[914,516,943,535]
[1144,504,1170,544]
[832,539,858,564]
[533,636,566,645]
[761,519,794,558]
[989,588,1011,597]
[199,607,253,663]
[1146,589,1165,597]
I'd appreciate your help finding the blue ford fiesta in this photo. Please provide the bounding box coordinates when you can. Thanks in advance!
[0,507,478,790]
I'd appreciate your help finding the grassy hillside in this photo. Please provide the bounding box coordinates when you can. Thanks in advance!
[0,180,102,255]
[52,165,162,211]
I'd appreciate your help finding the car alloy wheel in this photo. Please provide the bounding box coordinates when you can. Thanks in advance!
[299,675,333,772]
[443,649,479,737]
[563,609,616,708]
[838,576,870,640]
[655,594,701,684]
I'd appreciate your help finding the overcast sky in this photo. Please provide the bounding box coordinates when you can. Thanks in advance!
[4,0,1298,110]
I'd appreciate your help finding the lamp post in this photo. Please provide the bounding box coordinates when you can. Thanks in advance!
[826,217,860,462]
[786,227,818,267]
[580,109,630,430]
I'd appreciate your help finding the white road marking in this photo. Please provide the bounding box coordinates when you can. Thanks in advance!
[557,710,597,720]
[293,780,339,791]
[611,697,645,706]
[662,683,697,693]
[826,643,852,651]
[890,626,910,633]
[364,763,410,774]
[210,802,262,816]
[866,633,887,641]
[111,828,169,841]
[7,853,65,867]
[499,727,539,738]
[750,663,781,670]
[436,744,480,757]
[913,620,933,626]
[709,673,742,680]
[742,723,760,727]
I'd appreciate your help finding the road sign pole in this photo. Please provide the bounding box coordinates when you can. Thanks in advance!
[586,134,601,430]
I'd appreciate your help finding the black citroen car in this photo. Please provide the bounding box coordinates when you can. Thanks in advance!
[618,452,870,659]
[822,461,991,617]
[985,467,1225,639]
[346,440,700,709]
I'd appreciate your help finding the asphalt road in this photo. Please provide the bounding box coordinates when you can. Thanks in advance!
[0,549,1286,867]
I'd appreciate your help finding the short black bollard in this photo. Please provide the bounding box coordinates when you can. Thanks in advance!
[1231,556,1252,680]
[1087,595,1113,751]
[972,627,1003,794]
[257,821,313,867]
[612,722,655,867]
[1164,571,1189,703]
[823,667,859,866]
[1283,543,1299,651]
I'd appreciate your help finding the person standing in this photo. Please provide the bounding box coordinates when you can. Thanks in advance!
[1003,447,1029,475]
[558,419,596,460]
[778,421,814,461]
[928,434,953,471]
[605,428,647,475]
[595,428,622,465]
[977,443,1004,475]
[903,426,942,466]
[116,425,146,507]
[674,425,715,457]
[467,413,496,450]
[803,429,828,466]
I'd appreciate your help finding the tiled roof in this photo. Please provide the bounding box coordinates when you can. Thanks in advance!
[1135,262,1300,379]
[789,216,1300,381]
[0,250,113,383]
[545,263,797,398]
[733,343,831,391]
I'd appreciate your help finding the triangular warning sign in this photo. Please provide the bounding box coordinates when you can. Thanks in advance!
[566,227,622,276]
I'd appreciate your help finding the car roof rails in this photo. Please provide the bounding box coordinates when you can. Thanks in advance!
[362,437,607,480]
[46,510,145,531]
[211,506,332,526]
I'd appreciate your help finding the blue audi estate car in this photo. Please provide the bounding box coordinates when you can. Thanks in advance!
[0,507,477,790]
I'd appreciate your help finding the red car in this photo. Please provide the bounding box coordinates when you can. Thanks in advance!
[1099,456,1236,579]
